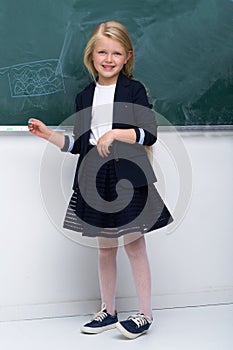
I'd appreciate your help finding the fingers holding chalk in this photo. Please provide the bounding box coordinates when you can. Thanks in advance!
[28,117,39,125]
[28,117,51,139]
[28,118,35,132]
[28,118,40,131]
[28,118,38,134]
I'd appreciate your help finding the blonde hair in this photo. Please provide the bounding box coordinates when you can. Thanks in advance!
[84,21,134,80]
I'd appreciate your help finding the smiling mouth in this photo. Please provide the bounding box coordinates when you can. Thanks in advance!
[102,65,115,70]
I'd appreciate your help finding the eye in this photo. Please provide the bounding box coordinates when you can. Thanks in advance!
[114,52,122,56]
[98,50,106,55]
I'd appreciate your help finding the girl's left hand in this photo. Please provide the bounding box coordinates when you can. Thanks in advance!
[97,130,115,157]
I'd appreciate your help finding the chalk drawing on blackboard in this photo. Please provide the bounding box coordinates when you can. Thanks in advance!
[0,59,65,97]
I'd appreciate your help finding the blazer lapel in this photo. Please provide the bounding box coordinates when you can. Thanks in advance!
[113,73,133,125]
[114,73,131,103]
[81,82,95,132]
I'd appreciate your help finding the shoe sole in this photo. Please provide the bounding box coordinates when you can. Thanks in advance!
[116,321,148,339]
[81,323,117,334]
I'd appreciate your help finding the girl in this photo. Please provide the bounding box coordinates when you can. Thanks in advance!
[28,21,172,339]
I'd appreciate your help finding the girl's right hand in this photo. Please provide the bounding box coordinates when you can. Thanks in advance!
[28,118,52,140]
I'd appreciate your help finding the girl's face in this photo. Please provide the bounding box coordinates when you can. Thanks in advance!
[92,35,132,85]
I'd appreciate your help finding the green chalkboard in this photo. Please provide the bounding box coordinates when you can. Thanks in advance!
[0,0,233,126]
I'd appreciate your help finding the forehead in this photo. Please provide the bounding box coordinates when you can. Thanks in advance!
[94,35,125,51]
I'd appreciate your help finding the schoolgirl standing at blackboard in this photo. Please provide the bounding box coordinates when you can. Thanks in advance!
[29,21,172,339]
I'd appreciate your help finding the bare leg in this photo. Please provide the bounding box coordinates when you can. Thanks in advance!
[97,237,118,315]
[124,234,152,317]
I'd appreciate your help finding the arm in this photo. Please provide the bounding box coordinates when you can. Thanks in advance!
[28,118,65,149]
[97,128,136,157]
[111,128,136,144]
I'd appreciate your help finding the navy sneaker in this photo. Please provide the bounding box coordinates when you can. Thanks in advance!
[116,313,153,339]
[81,304,118,334]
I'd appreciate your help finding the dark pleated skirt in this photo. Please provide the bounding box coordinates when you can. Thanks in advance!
[63,146,173,238]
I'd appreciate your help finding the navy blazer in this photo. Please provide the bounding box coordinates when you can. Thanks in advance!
[63,73,157,190]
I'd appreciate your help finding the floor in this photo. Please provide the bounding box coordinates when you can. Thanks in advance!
[0,304,232,350]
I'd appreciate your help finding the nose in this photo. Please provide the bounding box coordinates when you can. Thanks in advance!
[105,53,112,62]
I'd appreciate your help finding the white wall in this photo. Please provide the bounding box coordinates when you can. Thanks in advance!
[0,129,232,321]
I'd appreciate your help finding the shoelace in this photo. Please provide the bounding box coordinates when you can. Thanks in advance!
[92,304,108,322]
[128,314,153,328]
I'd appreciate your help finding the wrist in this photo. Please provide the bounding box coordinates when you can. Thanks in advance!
[112,128,136,143]
[111,129,118,141]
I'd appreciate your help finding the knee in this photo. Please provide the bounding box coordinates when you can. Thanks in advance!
[124,236,145,259]
[98,246,118,260]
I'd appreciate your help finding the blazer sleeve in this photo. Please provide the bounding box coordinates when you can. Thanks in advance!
[70,92,83,154]
[61,92,83,154]
[131,81,157,146]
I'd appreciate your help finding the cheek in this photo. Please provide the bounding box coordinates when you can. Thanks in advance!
[92,53,101,63]
[92,55,97,64]
[92,56,101,69]
[117,57,127,66]
[122,56,129,65]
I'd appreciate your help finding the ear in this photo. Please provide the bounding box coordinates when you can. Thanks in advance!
[124,50,133,64]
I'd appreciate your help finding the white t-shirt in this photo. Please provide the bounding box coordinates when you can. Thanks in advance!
[89,83,116,145]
